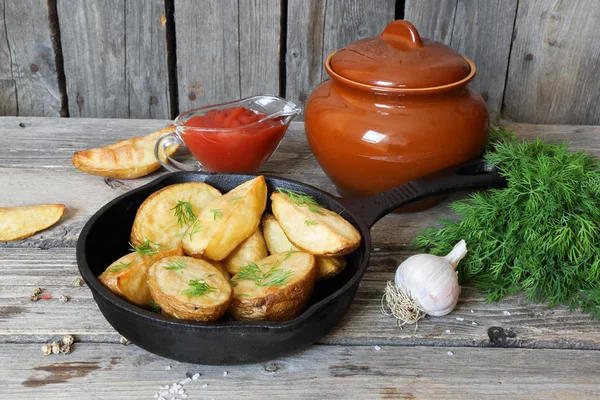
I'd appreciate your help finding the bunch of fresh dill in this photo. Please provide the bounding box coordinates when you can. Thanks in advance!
[414,126,600,317]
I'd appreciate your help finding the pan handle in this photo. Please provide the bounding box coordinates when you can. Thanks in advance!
[342,158,507,228]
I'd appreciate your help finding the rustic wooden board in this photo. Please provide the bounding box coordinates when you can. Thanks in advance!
[503,0,600,125]
[404,0,518,115]
[0,0,61,117]
[2,343,600,399]
[57,0,170,118]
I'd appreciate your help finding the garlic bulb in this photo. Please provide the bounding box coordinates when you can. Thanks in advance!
[394,240,467,316]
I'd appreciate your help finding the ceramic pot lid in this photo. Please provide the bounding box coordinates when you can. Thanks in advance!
[330,20,471,89]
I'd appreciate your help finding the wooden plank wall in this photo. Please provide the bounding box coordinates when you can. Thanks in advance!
[0,0,599,124]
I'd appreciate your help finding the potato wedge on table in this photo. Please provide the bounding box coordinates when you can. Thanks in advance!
[223,228,268,276]
[262,214,347,280]
[130,182,222,249]
[72,126,178,179]
[182,176,267,260]
[98,247,183,306]
[271,190,361,257]
[148,256,232,321]
[0,204,65,241]
[229,252,317,321]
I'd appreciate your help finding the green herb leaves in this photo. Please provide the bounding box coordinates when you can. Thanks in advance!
[129,238,160,255]
[181,279,216,298]
[415,126,600,318]
[228,196,245,204]
[149,301,161,313]
[162,258,187,271]
[106,261,132,272]
[187,220,203,240]
[235,260,293,287]
[304,219,318,226]
[276,188,324,215]
[172,200,196,227]
[210,209,224,220]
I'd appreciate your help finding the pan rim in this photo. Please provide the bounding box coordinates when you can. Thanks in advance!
[77,171,372,331]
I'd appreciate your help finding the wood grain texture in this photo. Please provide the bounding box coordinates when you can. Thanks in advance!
[239,0,281,97]
[57,0,169,118]
[174,0,240,111]
[2,343,600,399]
[503,0,600,124]
[0,0,60,117]
[403,0,457,45]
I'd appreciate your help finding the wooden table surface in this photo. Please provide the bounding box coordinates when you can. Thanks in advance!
[1,118,600,399]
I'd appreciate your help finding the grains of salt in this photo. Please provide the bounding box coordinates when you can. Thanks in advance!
[470,310,474,313]
[159,391,168,396]
[374,248,380,252]
[192,373,200,380]
[374,345,381,351]
[202,383,208,388]
[179,389,184,394]
[471,321,477,326]
[160,385,169,390]
[445,329,451,334]
[455,317,464,321]
[179,378,191,385]
[223,371,228,377]
[165,365,171,370]
[153,394,158,398]
[447,351,454,356]
[503,311,511,316]
[182,395,188,399]
[157,397,165,400]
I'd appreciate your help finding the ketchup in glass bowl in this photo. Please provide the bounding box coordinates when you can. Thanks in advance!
[155,96,301,173]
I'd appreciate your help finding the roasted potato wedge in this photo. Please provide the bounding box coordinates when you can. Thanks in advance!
[182,176,267,260]
[270,191,361,257]
[223,228,268,276]
[147,256,232,321]
[130,182,222,249]
[0,204,65,241]
[261,213,347,279]
[98,247,183,306]
[229,252,317,321]
[72,126,178,179]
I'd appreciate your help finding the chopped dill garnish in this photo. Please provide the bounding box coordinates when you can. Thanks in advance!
[228,196,245,204]
[210,209,224,220]
[187,219,203,240]
[106,261,132,272]
[162,258,187,271]
[276,188,325,215]
[129,238,160,255]
[181,279,216,298]
[304,219,318,226]
[171,200,196,227]
[284,248,293,260]
[149,301,161,313]
[235,260,292,287]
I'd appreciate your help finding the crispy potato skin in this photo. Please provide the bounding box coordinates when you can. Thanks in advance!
[0,204,65,241]
[229,252,317,321]
[182,176,267,260]
[130,182,222,249]
[147,256,232,321]
[262,213,347,279]
[98,248,183,306]
[223,228,268,276]
[72,126,178,179]
[271,192,361,257]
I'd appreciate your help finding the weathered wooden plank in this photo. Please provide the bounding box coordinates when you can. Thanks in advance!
[175,0,240,111]
[285,0,326,116]
[57,0,169,118]
[503,0,600,125]
[124,0,171,119]
[239,0,281,97]
[2,343,600,399]
[0,0,61,117]
[450,0,518,114]
[3,246,600,350]
[403,0,457,45]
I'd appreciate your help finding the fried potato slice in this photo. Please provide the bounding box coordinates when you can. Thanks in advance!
[130,182,222,249]
[98,247,183,306]
[229,252,317,321]
[0,204,65,241]
[148,256,232,321]
[261,213,347,280]
[223,228,268,276]
[270,191,361,257]
[72,126,178,179]
[182,176,267,261]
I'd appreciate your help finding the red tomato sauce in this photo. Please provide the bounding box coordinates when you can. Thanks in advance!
[181,106,287,173]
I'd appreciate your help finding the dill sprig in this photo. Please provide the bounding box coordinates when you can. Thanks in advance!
[129,238,160,255]
[187,219,203,240]
[277,188,325,215]
[235,260,293,287]
[181,279,216,298]
[414,127,600,318]
[284,248,293,260]
[149,301,161,313]
[304,219,318,226]
[210,209,224,220]
[163,258,187,271]
[171,200,196,227]
[106,261,132,273]
[228,196,245,204]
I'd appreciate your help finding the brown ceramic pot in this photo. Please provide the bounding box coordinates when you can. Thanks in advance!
[304,20,489,212]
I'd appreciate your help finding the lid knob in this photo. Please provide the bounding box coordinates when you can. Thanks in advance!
[380,20,423,49]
